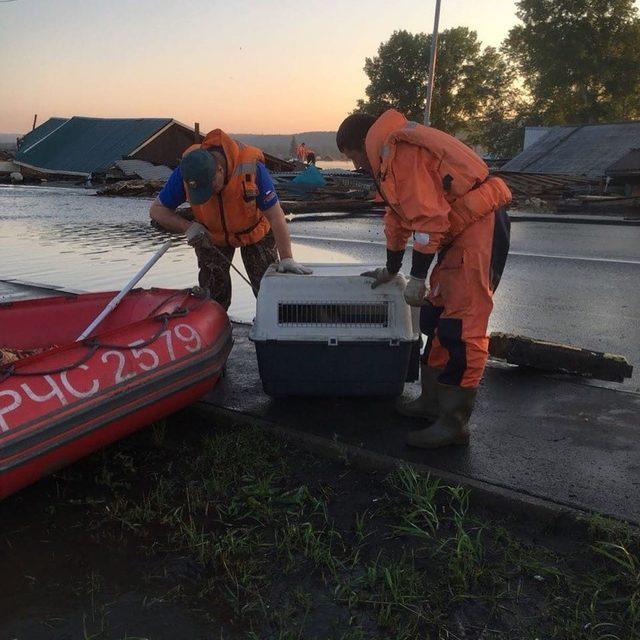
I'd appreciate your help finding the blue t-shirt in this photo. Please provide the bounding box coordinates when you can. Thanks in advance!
[158,162,279,211]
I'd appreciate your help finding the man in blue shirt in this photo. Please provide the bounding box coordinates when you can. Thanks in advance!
[157,160,279,213]
[150,130,310,310]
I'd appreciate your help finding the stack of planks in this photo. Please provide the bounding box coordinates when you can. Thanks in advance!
[494,171,598,207]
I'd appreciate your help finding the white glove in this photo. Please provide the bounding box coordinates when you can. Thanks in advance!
[404,275,430,306]
[185,222,211,248]
[276,258,313,275]
[361,267,396,289]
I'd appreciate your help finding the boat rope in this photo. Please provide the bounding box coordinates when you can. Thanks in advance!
[0,291,209,383]
[0,342,102,383]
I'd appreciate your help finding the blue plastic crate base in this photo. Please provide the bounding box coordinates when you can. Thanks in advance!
[249,264,419,397]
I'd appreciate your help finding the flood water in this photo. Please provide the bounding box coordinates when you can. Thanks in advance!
[315,159,354,170]
[0,185,358,322]
[3,184,640,390]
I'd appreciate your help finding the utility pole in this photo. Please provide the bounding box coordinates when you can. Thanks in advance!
[423,0,442,126]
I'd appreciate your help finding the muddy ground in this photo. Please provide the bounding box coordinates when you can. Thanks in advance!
[1,409,638,640]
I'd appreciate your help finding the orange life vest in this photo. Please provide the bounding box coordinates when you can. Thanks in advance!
[365,110,511,245]
[183,129,271,248]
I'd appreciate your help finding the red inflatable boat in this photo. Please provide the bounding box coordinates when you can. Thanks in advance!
[0,287,232,499]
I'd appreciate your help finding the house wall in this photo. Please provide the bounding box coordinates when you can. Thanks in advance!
[134,123,294,172]
[624,179,640,196]
[263,153,295,171]
[15,164,82,181]
[133,124,201,168]
[0,161,20,175]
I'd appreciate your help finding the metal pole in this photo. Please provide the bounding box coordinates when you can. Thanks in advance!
[423,0,442,126]
[76,240,172,341]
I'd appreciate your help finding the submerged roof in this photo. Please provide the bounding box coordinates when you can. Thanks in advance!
[17,117,69,152]
[606,148,640,177]
[15,116,173,175]
[502,122,640,177]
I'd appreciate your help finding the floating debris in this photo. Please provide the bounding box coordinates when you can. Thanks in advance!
[97,179,165,197]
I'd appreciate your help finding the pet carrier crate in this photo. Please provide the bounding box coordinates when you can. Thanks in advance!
[249,264,419,396]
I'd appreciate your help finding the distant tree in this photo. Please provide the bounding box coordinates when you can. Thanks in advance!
[469,102,533,158]
[289,135,298,158]
[355,28,517,140]
[464,50,541,158]
[504,0,640,124]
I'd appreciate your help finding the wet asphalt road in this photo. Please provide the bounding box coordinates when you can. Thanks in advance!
[205,326,640,523]
[288,215,640,390]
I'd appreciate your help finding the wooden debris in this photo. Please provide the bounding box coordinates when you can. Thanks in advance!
[489,332,633,382]
[0,346,50,366]
[0,348,20,365]
[97,179,165,197]
[495,171,598,208]
[556,195,640,215]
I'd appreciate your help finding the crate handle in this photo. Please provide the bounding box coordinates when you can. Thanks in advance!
[328,337,339,346]
[389,339,400,347]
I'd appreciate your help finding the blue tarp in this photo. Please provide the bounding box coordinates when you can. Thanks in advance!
[291,165,327,188]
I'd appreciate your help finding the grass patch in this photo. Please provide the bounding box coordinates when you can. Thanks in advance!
[1,414,638,639]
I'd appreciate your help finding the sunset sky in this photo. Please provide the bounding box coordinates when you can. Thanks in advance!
[1,0,636,135]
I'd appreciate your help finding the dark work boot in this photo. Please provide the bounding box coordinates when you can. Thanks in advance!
[396,364,441,420]
[405,384,477,449]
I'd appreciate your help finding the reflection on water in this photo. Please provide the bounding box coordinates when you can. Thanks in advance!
[315,159,354,171]
[0,185,357,322]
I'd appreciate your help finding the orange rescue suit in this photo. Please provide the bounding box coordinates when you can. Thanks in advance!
[364,110,511,254]
[183,129,271,248]
[365,110,512,389]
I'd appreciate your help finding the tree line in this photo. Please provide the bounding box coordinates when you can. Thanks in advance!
[355,0,640,156]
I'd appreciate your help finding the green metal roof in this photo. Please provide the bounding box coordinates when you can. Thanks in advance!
[17,117,69,151]
[15,116,173,175]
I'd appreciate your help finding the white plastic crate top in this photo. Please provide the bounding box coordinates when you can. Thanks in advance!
[249,264,418,343]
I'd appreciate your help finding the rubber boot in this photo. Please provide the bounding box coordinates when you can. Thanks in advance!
[405,384,477,449]
[396,364,441,420]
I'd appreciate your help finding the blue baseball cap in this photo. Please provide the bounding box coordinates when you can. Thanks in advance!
[180,149,217,205]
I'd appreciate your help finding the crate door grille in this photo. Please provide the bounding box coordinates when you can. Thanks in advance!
[278,301,389,327]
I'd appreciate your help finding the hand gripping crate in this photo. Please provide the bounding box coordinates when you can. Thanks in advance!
[249,264,419,397]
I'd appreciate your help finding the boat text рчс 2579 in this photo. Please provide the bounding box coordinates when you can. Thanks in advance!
[0,287,232,500]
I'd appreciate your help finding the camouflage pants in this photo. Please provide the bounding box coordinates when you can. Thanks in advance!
[194,231,278,311]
